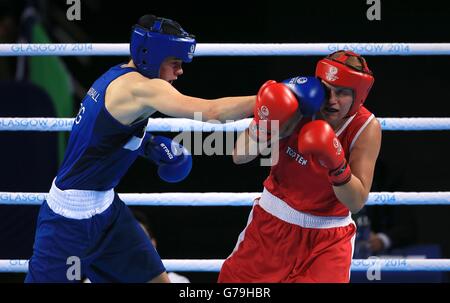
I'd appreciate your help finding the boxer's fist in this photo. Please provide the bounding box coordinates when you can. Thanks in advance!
[143,135,192,183]
[249,80,299,141]
[282,76,325,116]
[298,120,351,186]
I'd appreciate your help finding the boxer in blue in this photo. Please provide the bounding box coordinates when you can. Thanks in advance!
[25,14,255,283]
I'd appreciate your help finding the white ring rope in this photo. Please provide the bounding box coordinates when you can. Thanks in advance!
[1,117,450,132]
[1,43,450,56]
[1,259,450,273]
[1,192,449,206]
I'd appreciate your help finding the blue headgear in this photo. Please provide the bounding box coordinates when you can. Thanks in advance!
[130,17,196,78]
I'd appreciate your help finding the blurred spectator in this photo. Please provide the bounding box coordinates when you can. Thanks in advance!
[0,1,21,80]
[353,206,418,258]
[353,156,420,259]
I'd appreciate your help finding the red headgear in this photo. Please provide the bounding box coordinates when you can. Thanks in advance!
[315,50,374,117]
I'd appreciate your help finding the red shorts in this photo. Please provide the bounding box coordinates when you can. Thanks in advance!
[218,192,356,283]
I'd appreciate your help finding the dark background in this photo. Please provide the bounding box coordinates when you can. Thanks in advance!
[1,0,450,282]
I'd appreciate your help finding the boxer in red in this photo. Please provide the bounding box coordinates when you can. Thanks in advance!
[219,50,381,283]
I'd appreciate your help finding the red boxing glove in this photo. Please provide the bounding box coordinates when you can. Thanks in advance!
[298,120,352,186]
[249,80,299,142]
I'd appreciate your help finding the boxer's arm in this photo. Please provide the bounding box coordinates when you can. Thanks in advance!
[232,128,270,164]
[333,118,382,213]
[130,76,255,122]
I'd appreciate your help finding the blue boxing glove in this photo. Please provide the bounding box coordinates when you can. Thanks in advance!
[282,76,325,116]
[142,135,192,183]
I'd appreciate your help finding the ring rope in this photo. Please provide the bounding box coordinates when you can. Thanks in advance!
[2,43,450,56]
[1,259,450,273]
[1,192,449,206]
[1,118,450,132]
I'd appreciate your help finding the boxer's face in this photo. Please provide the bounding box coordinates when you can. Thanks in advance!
[320,81,354,124]
[159,57,183,84]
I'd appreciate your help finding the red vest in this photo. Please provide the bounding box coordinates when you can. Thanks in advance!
[263,106,374,216]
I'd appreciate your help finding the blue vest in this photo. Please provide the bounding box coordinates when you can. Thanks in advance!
[56,64,149,190]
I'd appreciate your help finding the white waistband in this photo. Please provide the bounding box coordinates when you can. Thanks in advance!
[46,180,115,219]
[257,188,354,229]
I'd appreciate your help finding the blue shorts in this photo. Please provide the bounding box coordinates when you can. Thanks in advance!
[25,194,165,283]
